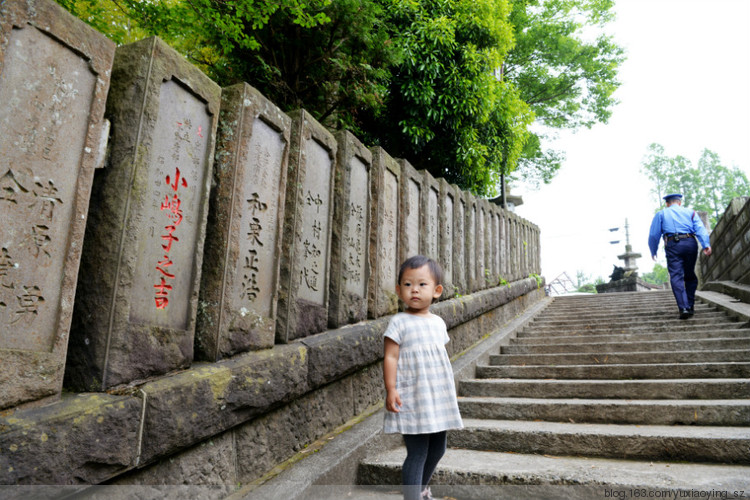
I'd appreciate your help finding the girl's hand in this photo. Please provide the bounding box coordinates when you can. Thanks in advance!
[386,389,402,413]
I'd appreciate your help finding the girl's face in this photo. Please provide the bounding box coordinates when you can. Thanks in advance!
[396,264,443,315]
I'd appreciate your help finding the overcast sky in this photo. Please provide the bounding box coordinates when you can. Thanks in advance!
[514,0,750,288]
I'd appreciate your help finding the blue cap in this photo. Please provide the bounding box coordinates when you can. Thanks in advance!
[663,193,682,201]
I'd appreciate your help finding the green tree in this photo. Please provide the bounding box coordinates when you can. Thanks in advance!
[640,263,669,286]
[641,143,750,227]
[361,0,531,195]
[56,0,623,196]
[503,0,625,185]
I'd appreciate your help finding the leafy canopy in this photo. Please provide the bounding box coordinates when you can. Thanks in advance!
[56,0,623,196]
[641,143,750,227]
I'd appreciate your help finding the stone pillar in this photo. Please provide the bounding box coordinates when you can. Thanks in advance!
[329,131,371,328]
[66,37,220,390]
[464,192,478,291]
[196,83,290,361]
[452,187,468,295]
[398,159,422,263]
[276,110,337,342]
[368,147,400,318]
[421,170,440,261]
[0,0,115,408]
[476,200,486,289]
[438,179,457,298]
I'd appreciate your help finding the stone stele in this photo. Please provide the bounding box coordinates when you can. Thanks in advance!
[367,147,400,318]
[66,37,221,391]
[329,131,372,328]
[276,110,337,342]
[0,0,115,409]
[196,83,290,361]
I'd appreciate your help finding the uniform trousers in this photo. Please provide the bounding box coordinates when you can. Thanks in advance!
[402,431,447,500]
[665,236,699,310]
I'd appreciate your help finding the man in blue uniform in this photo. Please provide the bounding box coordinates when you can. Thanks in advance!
[648,194,712,319]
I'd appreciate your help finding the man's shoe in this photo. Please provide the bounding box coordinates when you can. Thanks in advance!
[688,307,695,316]
[679,308,691,319]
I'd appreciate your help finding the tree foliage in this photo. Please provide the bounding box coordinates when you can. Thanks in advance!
[56,0,623,196]
[640,263,669,286]
[641,143,750,227]
[503,0,624,185]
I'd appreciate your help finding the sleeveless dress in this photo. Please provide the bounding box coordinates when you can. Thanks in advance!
[383,312,464,435]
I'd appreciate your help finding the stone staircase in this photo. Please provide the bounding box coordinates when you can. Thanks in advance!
[358,291,750,496]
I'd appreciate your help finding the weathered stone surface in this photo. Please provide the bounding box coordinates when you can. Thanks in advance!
[139,344,308,464]
[351,363,384,416]
[438,179,457,299]
[301,318,389,389]
[235,375,355,484]
[367,147,400,319]
[398,159,422,263]
[0,393,141,484]
[113,432,236,488]
[67,37,221,391]
[476,200,487,289]
[0,0,115,409]
[277,110,337,342]
[452,187,468,296]
[197,83,290,361]
[421,170,440,261]
[329,131,372,328]
[463,192,478,291]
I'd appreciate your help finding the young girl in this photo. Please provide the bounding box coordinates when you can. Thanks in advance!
[383,255,463,500]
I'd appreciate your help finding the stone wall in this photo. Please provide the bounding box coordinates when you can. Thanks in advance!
[0,0,543,487]
[700,197,750,286]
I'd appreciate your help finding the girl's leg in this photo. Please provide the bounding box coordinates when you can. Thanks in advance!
[402,434,429,500]
[421,431,447,489]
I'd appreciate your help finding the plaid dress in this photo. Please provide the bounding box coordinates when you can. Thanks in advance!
[383,312,464,435]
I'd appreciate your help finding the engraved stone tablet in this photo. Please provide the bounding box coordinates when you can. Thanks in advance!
[196,83,290,361]
[491,205,502,281]
[368,147,400,318]
[398,160,422,263]
[0,0,114,408]
[477,202,486,289]
[66,37,220,390]
[329,131,371,327]
[452,187,467,295]
[464,193,478,291]
[276,110,336,342]
[438,179,456,298]
[422,171,440,261]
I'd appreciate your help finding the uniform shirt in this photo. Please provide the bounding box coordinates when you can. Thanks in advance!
[648,204,711,257]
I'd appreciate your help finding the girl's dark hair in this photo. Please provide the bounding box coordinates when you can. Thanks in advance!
[398,255,443,285]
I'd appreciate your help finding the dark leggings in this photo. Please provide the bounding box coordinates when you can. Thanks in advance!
[402,431,447,500]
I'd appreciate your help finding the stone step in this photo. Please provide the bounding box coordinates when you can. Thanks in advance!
[533,306,717,321]
[476,362,750,380]
[459,378,750,400]
[528,313,732,328]
[449,419,750,463]
[512,328,750,345]
[520,320,744,336]
[490,349,750,366]
[457,397,750,426]
[539,303,714,316]
[500,337,750,359]
[357,448,750,494]
[501,337,750,354]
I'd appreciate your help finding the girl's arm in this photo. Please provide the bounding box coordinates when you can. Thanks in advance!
[383,337,401,413]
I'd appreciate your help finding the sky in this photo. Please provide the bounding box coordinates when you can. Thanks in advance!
[514,0,750,289]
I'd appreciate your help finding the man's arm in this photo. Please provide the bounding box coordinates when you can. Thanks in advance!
[648,212,663,260]
[691,211,712,256]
